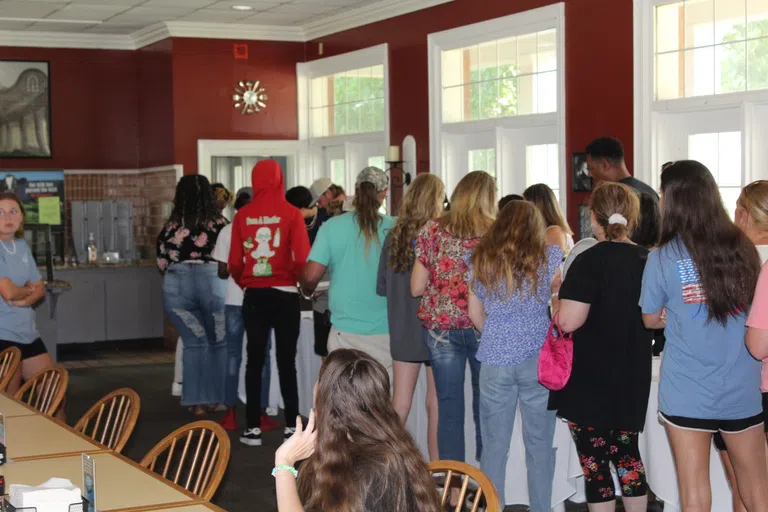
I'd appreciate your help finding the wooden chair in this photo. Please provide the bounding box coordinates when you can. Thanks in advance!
[428,460,501,512]
[13,365,68,416]
[0,346,21,393]
[140,420,230,501]
[74,388,140,454]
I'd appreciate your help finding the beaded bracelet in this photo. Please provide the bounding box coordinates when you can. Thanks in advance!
[272,465,298,478]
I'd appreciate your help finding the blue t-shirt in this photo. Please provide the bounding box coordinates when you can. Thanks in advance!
[0,239,42,344]
[639,241,762,420]
[309,213,396,335]
[468,245,563,366]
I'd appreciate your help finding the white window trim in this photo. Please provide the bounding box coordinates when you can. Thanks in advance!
[633,0,768,189]
[197,139,308,189]
[296,43,390,146]
[427,3,566,205]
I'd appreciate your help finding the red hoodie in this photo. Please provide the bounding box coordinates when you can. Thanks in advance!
[229,160,310,289]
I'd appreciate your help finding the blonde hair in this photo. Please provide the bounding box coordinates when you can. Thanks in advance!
[737,181,768,232]
[437,171,497,238]
[590,182,640,241]
[470,201,548,297]
[523,183,572,235]
[388,174,445,273]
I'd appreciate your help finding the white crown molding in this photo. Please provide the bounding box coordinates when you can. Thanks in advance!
[0,0,454,49]
[64,165,182,175]
[302,0,454,41]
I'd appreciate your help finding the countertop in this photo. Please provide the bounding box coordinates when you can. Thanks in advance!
[40,260,157,271]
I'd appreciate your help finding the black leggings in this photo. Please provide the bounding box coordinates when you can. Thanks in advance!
[568,421,648,503]
[242,288,300,429]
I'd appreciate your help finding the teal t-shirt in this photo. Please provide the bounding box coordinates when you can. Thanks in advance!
[0,239,41,344]
[309,213,395,335]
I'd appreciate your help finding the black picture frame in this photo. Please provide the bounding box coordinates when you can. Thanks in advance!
[0,60,51,159]
[578,204,592,240]
[572,152,591,192]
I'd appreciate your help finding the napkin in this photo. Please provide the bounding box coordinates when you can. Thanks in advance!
[10,478,82,512]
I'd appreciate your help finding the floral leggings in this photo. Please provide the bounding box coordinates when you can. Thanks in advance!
[568,422,648,503]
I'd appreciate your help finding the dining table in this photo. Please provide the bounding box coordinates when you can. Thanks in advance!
[0,394,226,511]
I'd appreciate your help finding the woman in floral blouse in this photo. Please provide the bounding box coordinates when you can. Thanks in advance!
[411,170,497,464]
[157,175,228,416]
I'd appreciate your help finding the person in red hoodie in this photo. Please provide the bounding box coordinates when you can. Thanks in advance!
[229,159,311,446]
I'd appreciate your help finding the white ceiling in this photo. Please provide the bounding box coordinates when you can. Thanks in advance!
[0,0,388,34]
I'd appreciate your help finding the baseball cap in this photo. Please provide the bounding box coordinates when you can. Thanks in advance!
[309,177,333,206]
[355,166,388,192]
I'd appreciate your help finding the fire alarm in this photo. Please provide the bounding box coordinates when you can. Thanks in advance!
[233,44,248,60]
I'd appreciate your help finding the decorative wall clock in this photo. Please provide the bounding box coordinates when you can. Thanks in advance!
[233,80,267,114]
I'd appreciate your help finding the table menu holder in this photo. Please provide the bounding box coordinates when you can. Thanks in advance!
[1,497,86,512]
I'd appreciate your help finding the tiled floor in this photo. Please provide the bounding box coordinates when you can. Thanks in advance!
[65,363,665,512]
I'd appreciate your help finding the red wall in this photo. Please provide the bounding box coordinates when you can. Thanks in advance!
[138,40,175,169]
[0,47,139,170]
[307,0,634,228]
[170,38,304,174]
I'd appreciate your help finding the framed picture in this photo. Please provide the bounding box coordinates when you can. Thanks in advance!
[572,152,591,192]
[0,60,51,158]
[578,204,593,240]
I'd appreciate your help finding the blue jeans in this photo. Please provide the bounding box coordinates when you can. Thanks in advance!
[479,353,556,510]
[224,304,271,408]
[425,327,482,462]
[163,263,226,407]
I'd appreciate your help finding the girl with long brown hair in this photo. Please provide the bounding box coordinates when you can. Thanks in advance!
[551,182,652,512]
[411,170,496,464]
[640,161,767,512]
[466,200,562,510]
[273,349,442,512]
[377,173,444,461]
[523,183,574,252]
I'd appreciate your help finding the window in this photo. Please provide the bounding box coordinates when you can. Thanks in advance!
[654,0,768,100]
[429,5,565,210]
[468,148,496,177]
[688,131,742,217]
[442,30,557,123]
[330,159,346,186]
[310,66,385,137]
[526,143,560,200]
[368,155,386,170]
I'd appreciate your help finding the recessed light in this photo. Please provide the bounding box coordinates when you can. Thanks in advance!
[231,5,254,10]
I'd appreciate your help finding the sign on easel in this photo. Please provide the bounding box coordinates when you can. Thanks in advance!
[82,453,96,512]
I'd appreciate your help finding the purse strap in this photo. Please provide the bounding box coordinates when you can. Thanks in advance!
[548,312,572,340]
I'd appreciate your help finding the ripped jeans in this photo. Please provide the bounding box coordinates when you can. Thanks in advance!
[224,304,271,408]
[163,263,226,407]
[424,327,482,462]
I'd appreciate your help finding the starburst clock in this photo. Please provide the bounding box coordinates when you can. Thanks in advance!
[233,80,267,114]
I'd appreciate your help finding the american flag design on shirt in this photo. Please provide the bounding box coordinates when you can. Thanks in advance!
[677,258,706,304]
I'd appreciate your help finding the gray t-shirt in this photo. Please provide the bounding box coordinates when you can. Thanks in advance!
[0,239,41,343]
[619,176,658,199]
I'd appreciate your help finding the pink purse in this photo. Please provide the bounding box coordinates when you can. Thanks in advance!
[538,313,573,391]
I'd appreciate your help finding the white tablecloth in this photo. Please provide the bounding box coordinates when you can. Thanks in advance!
[246,331,733,510]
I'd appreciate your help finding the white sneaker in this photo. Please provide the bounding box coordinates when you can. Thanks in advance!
[240,428,263,446]
[171,382,182,397]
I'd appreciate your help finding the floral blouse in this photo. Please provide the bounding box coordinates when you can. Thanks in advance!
[156,216,228,272]
[414,220,481,330]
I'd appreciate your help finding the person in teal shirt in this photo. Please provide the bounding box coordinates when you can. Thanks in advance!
[301,167,395,370]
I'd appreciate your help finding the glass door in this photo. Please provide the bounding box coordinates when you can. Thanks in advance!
[210,156,290,220]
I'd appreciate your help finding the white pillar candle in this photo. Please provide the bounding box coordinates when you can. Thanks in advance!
[387,145,400,162]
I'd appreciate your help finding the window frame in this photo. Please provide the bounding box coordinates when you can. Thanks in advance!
[634,0,768,190]
[427,3,566,207]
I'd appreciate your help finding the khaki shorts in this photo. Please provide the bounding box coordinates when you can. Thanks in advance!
[328,327,393,373]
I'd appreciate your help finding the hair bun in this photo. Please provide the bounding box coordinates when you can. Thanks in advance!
[608,213,628,226]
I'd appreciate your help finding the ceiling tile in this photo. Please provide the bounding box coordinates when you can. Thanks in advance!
[180,9,253,22]
[142,0,219,7]
[46,4,130,22]
[0,19,32,29]
[241,11,309,24]
[0,0,63,17]
[267,3,341,15]
[105,6,198,23]
[67,0,146,5]
[206,1,282,11]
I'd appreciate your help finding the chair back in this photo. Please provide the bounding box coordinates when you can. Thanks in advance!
[13,365,68,416]
[428,460,501,512]
[140,420,230,501]
[0,346,21,392]
[74,388,140,454]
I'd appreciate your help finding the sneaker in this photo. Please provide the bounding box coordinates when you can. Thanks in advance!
[261,414,279,432]
[240,428,262,446]
[171,382,182,397]
[219,410,238,431]
[284,427,296,439]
